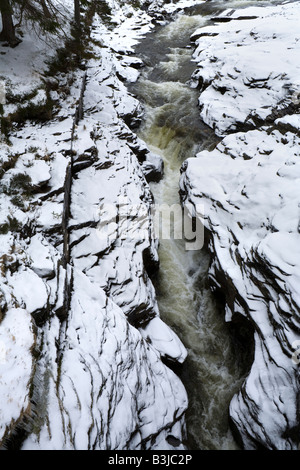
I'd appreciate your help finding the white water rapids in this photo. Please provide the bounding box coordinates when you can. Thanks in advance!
[130,2,256,451]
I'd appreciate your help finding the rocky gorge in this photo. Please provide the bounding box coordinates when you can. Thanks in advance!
[0,0,299,452]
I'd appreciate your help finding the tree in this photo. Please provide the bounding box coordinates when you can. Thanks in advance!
[41,0,52,19]
[73,1,91,35]
[0,0,92,49]
[74,0,81,31]
[0,0,66,47]
[15,0,61,34]
[0,0,21,47]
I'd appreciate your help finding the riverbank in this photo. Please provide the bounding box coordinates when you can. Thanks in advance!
[180,0,300,450]
[0,0,191,450]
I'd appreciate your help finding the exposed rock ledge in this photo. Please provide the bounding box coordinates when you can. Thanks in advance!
[181,1,300,450]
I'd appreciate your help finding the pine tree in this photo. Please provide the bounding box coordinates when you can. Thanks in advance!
[0,0,65,47]
[74,0,81,31]
[14,0,61,34]
[0,0,21,46]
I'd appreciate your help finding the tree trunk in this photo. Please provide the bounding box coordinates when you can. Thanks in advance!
[0,0,20,46]
[41,0,52,19]
[73,0,82,62]
[74,0,81,31]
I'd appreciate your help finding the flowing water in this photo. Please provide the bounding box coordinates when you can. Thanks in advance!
[129,0,258,451]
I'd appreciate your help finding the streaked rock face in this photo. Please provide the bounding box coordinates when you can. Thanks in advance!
[0,0,188,450]
[181,2,300,450]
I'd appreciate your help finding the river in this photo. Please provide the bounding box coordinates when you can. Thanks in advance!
[129,0,259,451]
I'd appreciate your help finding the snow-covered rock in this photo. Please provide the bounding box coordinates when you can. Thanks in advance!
[22,269,187,450]
[190,2,300,136]
[0,308,35,444]
[142,151,164,183]
[140,317,187,364]
[181,1,300,450]
[0,0,188,450]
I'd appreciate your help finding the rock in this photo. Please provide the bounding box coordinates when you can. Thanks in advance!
[190,3,300,136]
[27,234,55,279]
[21,269,188,450]
[139,316,187,364]
[180,1,300,449]
[0,0,189,450]
[142,151,164,183]
[181,125,300,450]
[0,308,35,446]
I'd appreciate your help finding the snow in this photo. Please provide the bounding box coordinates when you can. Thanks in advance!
[8,269,49,314]
[5,0,299,451]
[140,317,187,363]
[0,308,35,443]
[191,1,300,136]
[22,269,187,450]
[181,0,300,450]
[0,0,190,450]
[15,157,51,187]
[0,2,73,113]
[27,235,55,279]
